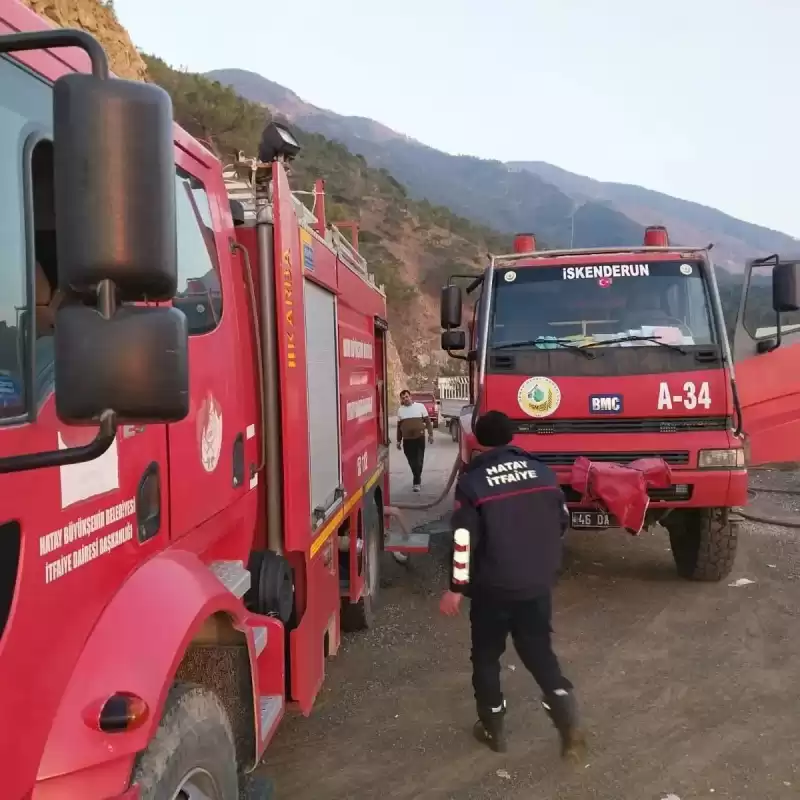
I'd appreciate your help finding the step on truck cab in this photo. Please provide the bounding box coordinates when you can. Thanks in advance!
[439,227,800,582]
[0,6,415,798]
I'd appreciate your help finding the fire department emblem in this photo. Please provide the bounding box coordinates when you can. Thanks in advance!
[198,392,223,473]
[518,376,561,418]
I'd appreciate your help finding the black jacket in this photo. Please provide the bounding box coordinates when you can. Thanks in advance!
[449,445,569,601]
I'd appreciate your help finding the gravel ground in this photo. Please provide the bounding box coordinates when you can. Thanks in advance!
[258,439,800,800]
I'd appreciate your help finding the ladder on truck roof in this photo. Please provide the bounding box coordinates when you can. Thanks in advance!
[222,152,384,292]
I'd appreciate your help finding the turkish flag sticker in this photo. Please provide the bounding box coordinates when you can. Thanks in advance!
[598,277,612,288]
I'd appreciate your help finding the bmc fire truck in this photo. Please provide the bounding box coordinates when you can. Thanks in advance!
[440,229,800,582]
[0,5,420,797]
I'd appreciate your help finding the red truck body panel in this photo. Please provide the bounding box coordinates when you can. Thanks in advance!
[0,1,393,795]
[458,248,755,516]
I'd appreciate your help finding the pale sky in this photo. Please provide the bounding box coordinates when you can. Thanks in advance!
[114,0,800,237]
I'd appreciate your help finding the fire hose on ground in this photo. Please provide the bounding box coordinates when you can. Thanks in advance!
[383,453,462,557]
[383,457,800,547]
[734,469,800,529]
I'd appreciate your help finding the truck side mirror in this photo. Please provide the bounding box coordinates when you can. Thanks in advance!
[54,74,177,300]
[441,285,463,329]
[52,71,188,427]
[0,29,189,475]
[55,305,189,424]
[441,330,466,351]
[772,260,800,313]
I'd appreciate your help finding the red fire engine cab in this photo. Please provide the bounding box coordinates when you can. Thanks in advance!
[0,6,411,798]
[440,227,800,582]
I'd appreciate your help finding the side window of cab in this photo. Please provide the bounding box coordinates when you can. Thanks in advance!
[173,168,223,335]
[0,55,56,424]
[744,262,800,340]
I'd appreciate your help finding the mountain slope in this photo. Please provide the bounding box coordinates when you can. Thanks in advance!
[512,160,799,263]
[206,69,649,252]
[207,68,798,270]
[143,57,508,388]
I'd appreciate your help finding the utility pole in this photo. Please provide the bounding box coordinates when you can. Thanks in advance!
[569,201,585,248]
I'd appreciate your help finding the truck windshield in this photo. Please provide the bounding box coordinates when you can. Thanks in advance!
[490,260,715,350]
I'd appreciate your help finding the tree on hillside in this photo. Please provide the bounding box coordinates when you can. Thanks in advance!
[144,55,267,161]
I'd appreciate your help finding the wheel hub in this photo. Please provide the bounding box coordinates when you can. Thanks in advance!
[172,768,222,800]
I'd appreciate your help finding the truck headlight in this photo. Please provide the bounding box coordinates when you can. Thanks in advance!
[698,449,745,469]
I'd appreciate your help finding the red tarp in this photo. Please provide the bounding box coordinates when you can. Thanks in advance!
[570,457,673,534]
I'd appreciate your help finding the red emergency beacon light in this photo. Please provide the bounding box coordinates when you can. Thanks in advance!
[513,233,536,253]
[644,225,669,247]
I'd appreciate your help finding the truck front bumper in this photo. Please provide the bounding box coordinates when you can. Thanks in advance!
[558,468,748,510]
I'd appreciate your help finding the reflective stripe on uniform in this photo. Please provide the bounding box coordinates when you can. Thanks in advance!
[453,527,470,584]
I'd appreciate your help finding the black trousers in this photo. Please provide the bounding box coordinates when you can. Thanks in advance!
[470,592,572,713]
[402,437,426,485]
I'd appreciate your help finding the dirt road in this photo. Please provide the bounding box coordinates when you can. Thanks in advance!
[261,434,800,799]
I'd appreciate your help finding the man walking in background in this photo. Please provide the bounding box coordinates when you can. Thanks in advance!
[396,389,434,492]
[439,410,585,758]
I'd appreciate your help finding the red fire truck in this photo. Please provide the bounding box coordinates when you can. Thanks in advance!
[0,5,419,797]
[440,228,800,582]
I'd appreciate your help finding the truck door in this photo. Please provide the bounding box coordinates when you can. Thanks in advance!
[0,64,171,789]
[374,319,389,448]
[166,156,246,538]
[732,260,800,467]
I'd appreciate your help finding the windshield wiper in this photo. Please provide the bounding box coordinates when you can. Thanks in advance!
[493,338,597,359]
[583,335,687,354]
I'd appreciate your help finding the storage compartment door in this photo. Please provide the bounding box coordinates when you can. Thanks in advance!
[304,279,342,517]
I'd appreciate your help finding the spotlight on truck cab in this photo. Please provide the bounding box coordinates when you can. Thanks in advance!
[644,225,669,246]
[513,233,536,253]
[258,120,301,163]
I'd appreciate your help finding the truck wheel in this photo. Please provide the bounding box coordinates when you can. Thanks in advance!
[132,683,238,800]
[341,500,381,632]
[667,508,739,582]
[449,419,459,443]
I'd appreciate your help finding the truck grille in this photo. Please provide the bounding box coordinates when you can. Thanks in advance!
[513,416,729,435]
[536,451,690,466]
[562,484,694,502]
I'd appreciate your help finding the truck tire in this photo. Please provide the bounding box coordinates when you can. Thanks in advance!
[667,507,739,582]
[341,500,381,632]
[449,419,459,443]
[131,683,238,800]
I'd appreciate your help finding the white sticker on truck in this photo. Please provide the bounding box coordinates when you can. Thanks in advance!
[59,430,120,509]
[657,380,711,410]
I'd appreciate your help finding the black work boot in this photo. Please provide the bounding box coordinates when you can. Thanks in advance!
[542,690,586,759]
[473,700,507,753]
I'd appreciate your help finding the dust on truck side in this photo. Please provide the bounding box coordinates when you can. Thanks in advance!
[0,8,411,798]
[439,227,800,582]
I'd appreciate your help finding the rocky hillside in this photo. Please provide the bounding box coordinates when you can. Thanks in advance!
[155,56,508,389]
[207,68,799,271]
[19,0,496,390]
[21,0,147,80]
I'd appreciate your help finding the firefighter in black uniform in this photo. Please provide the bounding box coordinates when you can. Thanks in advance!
[439,410,585,757]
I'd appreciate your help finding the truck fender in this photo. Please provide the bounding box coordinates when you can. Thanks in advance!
[37,549,251,784]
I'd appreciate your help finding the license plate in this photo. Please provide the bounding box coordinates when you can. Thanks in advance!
[571,511,613,529]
